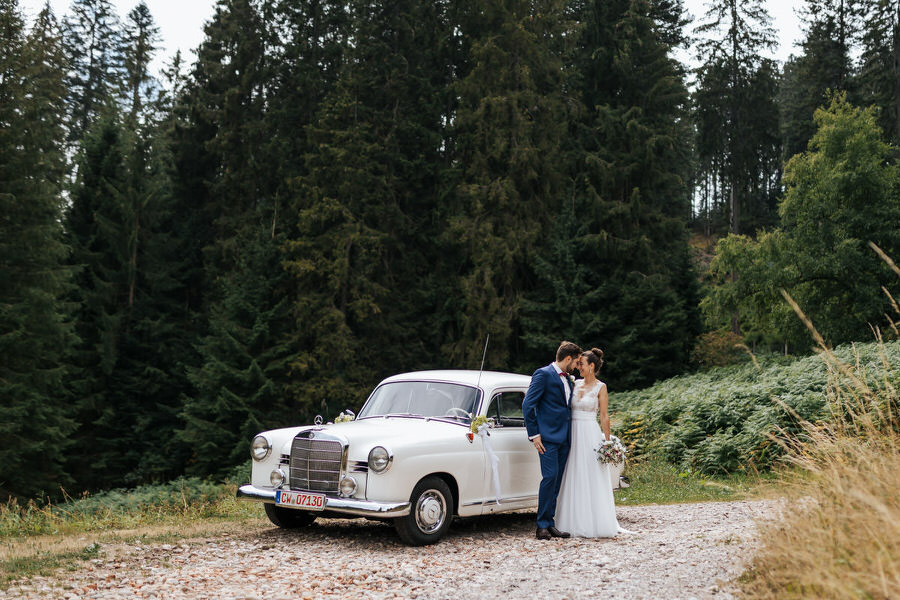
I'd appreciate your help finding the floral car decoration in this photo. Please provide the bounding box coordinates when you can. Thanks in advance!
[237,370,627,545]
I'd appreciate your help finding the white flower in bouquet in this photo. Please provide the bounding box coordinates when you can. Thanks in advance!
[334,411,355,423]
[595,435,627,465]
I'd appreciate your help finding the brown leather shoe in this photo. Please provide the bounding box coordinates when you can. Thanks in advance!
[547,526,571,538]
[536,528,551,540]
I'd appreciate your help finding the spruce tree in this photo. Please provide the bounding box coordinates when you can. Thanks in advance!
[66,1,195,485]
[445,0,571,369]
[283,0,454,419]
[781,0,864,159]
[520,0,699,388]
[175,0,343,468]
[0,1,77,499]
[180,233,295,478]
[121,1,160,122]
[692,0,781,235]
[857,0,900,143]
[62,0,122,144]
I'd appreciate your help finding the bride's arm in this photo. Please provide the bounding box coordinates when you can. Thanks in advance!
[598,385,611,441]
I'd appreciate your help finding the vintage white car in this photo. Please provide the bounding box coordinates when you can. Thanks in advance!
[236,370,625,545]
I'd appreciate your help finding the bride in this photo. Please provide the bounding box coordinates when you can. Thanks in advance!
[555,348,629,538]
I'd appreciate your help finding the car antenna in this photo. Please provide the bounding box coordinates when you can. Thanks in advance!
[475,334,490,392]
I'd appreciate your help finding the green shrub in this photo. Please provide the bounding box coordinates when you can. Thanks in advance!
[611,341,900,475]
[691,329,747,367]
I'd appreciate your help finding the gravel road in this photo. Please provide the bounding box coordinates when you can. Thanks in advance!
[4,499,776,600]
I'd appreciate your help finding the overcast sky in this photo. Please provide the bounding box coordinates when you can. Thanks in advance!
[18,0,805,77]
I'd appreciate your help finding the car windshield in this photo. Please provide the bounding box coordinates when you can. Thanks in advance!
[358,381,480,423]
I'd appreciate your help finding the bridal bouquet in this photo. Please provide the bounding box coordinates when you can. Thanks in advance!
[595,435,627,465]
[333,411,355,423]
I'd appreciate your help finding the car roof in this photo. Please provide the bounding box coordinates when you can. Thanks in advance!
[379,370,532,391]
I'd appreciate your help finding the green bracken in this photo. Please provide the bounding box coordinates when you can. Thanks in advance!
[611,340,900,475]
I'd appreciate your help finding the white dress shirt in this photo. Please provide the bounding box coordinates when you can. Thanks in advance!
[552,362,571,404]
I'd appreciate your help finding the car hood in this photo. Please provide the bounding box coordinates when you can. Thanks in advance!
[272,416,470,457]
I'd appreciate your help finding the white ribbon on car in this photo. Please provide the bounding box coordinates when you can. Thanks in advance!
[476,423,501,503]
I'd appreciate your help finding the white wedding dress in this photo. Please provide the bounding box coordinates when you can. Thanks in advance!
[555,379,628,538]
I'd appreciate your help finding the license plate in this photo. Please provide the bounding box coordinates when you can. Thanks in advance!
[275,489,326,511]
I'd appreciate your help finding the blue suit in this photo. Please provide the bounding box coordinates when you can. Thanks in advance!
[522,364,572,529]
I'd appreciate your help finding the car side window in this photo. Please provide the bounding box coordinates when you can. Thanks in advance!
[488,391,525,428]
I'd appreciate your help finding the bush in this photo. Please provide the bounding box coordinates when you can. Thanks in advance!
[691,329,747,367]
[611,341,900,475]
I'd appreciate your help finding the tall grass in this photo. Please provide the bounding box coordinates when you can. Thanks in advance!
[0,477,265,585]
[0,477,256,539]
[739,246,900,599]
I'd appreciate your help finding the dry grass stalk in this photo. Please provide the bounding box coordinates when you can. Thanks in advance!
[740,259,900,599]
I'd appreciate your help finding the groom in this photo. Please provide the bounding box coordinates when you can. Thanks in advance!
[522,341,582,540]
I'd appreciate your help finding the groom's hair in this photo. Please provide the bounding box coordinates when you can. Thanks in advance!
[556,341,582,362]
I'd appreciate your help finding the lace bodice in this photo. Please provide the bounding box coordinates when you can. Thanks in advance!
[571,379,604,414]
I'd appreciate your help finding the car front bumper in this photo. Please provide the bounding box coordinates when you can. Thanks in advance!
[236,484,411,518]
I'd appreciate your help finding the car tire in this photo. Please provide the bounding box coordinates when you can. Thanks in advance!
[394,476,454,546]
[264,503,317,528]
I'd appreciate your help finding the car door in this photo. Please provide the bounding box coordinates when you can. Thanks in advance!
[480,390,541,512]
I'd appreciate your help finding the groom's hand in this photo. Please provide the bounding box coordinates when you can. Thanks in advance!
[532,435,545,454]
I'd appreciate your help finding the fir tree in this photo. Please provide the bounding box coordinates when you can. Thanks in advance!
[692,0,781,235]
[0,0,77,499]
[520,0,699,388]
[62,0,122,144]
[781,0,864,159]
[446,0,571,369]
[283,0,455,417]
[857,0,900,143]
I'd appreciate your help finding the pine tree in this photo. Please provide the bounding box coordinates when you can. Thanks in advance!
[283,0,455,419]
[781,0,864,159]
[0,1,77,499]
[444,0,571,369]
[62,0,122,144]
[520,0,699,388]
[857,0,900,143]
[692,0,781,235]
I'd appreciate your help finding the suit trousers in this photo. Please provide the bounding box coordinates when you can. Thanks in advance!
[536,439,570,529]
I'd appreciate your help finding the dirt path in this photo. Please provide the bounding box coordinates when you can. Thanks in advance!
[3,500,775,599]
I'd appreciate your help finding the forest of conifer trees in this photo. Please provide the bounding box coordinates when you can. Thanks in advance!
[2,0,900,500]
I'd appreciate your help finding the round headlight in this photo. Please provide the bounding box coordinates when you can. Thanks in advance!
[368,446,391,473]
[270,468,285,488]
[339,476,357,497]
[251,435,271,461]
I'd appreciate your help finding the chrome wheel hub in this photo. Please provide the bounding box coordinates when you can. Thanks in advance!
[414,490,446,533]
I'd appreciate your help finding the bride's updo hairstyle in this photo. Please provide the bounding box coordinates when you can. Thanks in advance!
[581,348,604,375]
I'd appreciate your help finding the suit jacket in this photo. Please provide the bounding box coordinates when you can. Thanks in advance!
[522,364,573,445]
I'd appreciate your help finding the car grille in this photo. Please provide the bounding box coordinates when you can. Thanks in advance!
[289,434,344,493]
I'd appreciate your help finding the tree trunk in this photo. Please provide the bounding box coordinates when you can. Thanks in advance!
[730,183,739,235]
